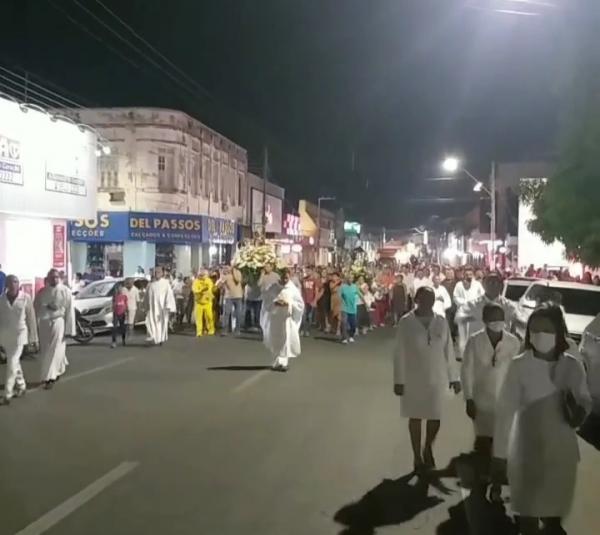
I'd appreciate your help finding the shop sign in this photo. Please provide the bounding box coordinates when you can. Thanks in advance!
[344,221,361,235]
[284,213,301,236]
[53,224,66,268]
[129,212,203,243]
[68,212,129,242]
[202,216,237,244]
[0,134,23,186]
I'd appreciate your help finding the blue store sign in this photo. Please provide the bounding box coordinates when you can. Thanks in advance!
[128,212,203,243]
[68,212,129,242]
[69,211,237,244]
[203,216,237,244]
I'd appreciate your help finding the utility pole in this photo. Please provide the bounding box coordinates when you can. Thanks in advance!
[262,146,269,240]
[490,160,496,270]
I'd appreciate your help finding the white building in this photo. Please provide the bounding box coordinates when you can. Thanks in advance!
[0,95,97,289]
[63,107,247,275]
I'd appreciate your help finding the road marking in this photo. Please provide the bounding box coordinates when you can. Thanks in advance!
[29,357,137,393]
[13,461,139,535]
[231,369,271,394]
[60,357,137,384]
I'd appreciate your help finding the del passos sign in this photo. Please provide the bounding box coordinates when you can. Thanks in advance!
[69,211,236,244]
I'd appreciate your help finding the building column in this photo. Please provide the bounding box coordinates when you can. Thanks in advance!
[123,241,155,276]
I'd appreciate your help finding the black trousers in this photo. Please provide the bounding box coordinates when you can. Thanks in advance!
[112,314,127,343]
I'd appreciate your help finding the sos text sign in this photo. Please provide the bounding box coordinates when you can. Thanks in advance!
[68,212,129,242]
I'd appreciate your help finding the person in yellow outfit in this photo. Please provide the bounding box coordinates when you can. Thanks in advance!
[192,269,215,336]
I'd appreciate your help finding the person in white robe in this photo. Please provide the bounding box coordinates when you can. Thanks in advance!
[456,274,518,354]
[34,269,75,389]
[123,278,140,335]
[453,267,485,356]
[432,275,452,317]
[261,269,304,372]
[144,267,176,345]
[0,275,38,404]
[394,286,461,473]
[461,303,521,500]
[493,304,591,535]
[578,313,600,414]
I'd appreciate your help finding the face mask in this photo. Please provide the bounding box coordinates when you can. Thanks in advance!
[486,321,504,333]
[530,332,556,354]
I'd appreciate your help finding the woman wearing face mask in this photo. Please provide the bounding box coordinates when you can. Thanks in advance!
[461,303,521,500]
[493,304,591,535]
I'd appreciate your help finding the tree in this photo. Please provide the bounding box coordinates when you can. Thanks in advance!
[526,4,600,266]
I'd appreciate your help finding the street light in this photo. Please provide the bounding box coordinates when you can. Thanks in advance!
[441,156,496,268]
[442,157,460,174]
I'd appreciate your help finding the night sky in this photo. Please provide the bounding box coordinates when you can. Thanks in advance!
[1,1,578,228]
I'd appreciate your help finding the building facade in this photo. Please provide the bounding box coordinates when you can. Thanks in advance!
[298,200,336,266]
[64,107,247,275]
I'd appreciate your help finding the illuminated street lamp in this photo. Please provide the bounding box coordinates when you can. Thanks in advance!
[441,156,496,268]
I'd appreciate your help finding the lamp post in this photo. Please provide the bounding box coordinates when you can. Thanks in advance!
[316,196,335,265]
[441,157,496,269]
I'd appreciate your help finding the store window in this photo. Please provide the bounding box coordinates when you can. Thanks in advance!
[86,243,123,278]
[156,244,176,272]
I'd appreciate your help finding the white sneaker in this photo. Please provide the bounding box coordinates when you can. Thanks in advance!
[341,339,349,345]
[349,337,355,343]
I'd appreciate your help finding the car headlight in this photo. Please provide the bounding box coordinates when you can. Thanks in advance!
[101,305,113,315]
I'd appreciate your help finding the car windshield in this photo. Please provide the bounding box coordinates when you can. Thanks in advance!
[525,284,600,316]
[76,281,117,299]
[505,283,529,302]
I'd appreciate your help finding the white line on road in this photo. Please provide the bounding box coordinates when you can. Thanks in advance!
[29,356,137,393]
[13,461,139,535]
[231,369,271,394]
[60,356,137,384]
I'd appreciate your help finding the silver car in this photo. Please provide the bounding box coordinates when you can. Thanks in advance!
[74,278,148,332]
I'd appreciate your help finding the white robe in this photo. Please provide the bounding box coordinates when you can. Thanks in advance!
[123,286,140,326]
[461,329,521,436]
[494,350,591,517]
[456,294,519,343]
[453,280,485,355]
[393,312,458,420]
[579,313,600,413]
[261,282,304,366]
[432,285,452,316]
[34,285,75,382]
[144,278,176,344]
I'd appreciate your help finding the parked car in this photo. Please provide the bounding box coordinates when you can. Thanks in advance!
[516,281,600,342]
[580,315,600,415]
[503,277,538,304]
[74,277,148,333]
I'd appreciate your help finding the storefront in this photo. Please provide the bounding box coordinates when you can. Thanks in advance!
[68,211,237,276]
[0,94,97,288]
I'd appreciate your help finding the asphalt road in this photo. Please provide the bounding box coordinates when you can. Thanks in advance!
[0,327,599,535]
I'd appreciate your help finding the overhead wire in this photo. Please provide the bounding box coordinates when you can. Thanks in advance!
[69,0,206,101]
[92,0,215,101]
[46,0,142,72]
[0,67,84,109]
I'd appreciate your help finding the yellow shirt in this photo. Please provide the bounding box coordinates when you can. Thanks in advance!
[192,277,214,305]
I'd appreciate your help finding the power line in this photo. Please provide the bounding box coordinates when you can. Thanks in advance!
[93,0,214,101]
[46,0,142,72]
[69,0,205,101]
[0,67,84,108]
[0,78,71,110]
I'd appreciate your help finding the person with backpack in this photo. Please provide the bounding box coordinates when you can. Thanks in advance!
[111,285,129,348]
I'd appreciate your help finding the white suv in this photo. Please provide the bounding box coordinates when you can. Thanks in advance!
[516,280,600,341]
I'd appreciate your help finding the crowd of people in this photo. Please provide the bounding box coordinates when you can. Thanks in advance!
[0,259,596,534]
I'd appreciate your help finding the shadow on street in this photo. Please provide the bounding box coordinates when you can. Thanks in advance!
[333,473,444,535]
[578,413,600,450]
[206,365,272,371]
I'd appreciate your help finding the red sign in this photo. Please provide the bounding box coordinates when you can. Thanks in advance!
[53,224,66,268]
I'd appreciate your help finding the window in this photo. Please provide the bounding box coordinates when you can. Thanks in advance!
[238,173,243,207]
[158,155,166,172]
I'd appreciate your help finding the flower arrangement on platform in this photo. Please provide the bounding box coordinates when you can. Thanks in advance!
[233,243,287,283]
[349,259,369,281]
